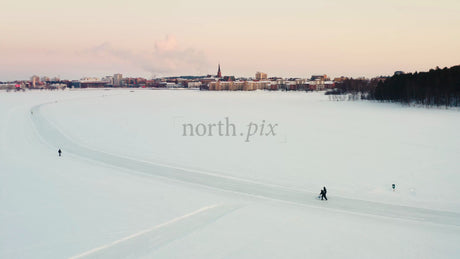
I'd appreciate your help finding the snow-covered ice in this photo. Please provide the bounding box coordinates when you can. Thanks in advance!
[1,89,459,258]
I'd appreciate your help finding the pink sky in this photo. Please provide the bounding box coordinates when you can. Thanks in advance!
[1,0,459,80]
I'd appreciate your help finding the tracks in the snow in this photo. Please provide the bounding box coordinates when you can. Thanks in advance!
[69,204,239,259]
[30,102,460,227]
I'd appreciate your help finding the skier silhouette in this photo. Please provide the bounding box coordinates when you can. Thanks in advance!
[58,149,62,157]
[320,186,328,200]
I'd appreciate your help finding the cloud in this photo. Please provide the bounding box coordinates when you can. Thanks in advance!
[86,35,209,76]
[155,35,178,52]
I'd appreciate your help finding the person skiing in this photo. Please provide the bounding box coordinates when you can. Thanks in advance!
[58,149,62,157]
[320,186,328,200]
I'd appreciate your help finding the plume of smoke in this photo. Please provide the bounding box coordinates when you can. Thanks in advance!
[86,35,208,76]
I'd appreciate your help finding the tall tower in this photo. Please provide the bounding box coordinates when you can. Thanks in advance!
[217,64,222,78]
[113,73,122,87]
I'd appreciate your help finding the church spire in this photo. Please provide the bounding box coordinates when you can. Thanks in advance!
[217,63,222,78]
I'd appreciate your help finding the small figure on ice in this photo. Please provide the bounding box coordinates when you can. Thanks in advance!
[58,149,62,157]
[320,186,327,201]
[392,183,396,192]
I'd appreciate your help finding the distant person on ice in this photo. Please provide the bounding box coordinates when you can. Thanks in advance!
[58,149,62,157]
[320,186,327,200]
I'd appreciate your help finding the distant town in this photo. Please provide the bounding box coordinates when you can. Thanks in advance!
[0,64,395,92]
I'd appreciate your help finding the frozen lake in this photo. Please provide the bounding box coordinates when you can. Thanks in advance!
[1,89,459,258]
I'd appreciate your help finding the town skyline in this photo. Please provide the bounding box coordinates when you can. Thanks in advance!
[0,61,402,92]
[0,63,445,83]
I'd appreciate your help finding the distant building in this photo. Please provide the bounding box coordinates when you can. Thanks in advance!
[222,76,235,81]
[394,71,404,76]
[113,73,123,87]
[48,83,67,90]
[123,77,147,87]
[0,83,21,90]
[255,72,267,80]
[80,81,108,88]
[333,76,348,83]
[70,80,81,88]
[80,77,100,82]
[187,81,202,88]
[208,80,274,91]
[102,76,114,85]
[310,74,330,81]
[308,75,333,91]
[165,82,182,88]
[30,75,40,87]
[78,77,107,88]
[217,64,222,78]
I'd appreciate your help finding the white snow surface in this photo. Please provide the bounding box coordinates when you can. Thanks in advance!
[1,89,459,258]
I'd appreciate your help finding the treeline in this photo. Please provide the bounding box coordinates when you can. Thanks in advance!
[328,77,382,101]
[335,65,460,107]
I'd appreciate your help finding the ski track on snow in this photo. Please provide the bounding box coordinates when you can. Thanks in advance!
[69,204,239,259]
[29,101,460,228]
